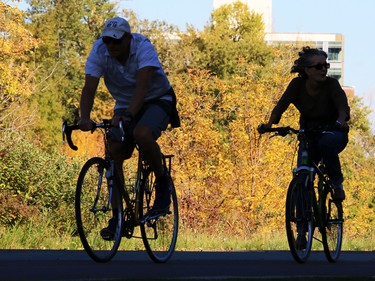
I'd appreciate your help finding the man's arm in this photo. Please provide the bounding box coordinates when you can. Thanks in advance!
[78,75,100,131]
[126,66,154,118]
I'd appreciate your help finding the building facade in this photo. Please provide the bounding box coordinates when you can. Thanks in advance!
[213,0,345,86]
[265,33,344,84]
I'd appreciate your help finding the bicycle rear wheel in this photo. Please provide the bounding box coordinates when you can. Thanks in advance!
[322,190,343,262]
[75,157,123,263]
[285,176,314,263]
[140,172,178,263]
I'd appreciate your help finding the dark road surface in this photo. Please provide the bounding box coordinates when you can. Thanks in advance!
[0,250,374,280]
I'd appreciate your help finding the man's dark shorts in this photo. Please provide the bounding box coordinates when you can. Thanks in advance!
[107,101,171,159]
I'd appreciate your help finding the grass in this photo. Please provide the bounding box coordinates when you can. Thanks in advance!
[1,223,374,251]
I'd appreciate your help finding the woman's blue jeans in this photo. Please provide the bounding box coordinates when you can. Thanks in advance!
[297,130,348,186]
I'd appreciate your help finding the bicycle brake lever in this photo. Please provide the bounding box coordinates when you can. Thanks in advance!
[269,133,280,139]
[118,119,125,142]
[62,121,67,144]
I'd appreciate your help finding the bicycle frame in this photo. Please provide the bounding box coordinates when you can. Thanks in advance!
[293,145,335,229]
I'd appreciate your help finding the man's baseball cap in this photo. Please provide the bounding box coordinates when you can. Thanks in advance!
[101,17,131,39]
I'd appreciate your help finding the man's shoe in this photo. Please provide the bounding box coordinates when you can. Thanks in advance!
[100,217,120,240]
[150,173,172,213]
[332,184,346,201]
[296,234,307,250]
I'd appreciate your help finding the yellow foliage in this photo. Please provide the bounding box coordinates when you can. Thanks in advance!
[0,3,39,91]
[59,39,374,243]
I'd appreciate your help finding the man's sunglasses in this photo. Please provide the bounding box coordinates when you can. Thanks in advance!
[102,36,124,45]
[307,62,330,70]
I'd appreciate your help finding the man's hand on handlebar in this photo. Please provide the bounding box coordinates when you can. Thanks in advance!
[111,116,132,127]
[78,118,96,132]
[110,113,135,142]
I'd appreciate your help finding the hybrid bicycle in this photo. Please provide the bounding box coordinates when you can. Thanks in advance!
[258,126,344,263]
[62,120,178,263]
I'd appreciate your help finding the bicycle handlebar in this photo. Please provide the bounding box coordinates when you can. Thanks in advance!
[62,119,116,151]
[257,124,299,137]
[62,122,80,150]
[257,123,344,137]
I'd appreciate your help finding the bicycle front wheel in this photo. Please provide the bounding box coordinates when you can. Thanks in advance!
[285,176,314,263]
[140,172,179,263]
[75,157,123,263]
[322,191,343,262]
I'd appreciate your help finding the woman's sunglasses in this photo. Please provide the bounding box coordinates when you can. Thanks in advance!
[307,62,330,70]
[102,36,124,45]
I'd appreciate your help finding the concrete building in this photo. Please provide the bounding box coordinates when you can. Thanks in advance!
[265,33,344,85]
[213,0,346,86]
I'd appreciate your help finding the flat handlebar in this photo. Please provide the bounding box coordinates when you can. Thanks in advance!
[257,125,299,137]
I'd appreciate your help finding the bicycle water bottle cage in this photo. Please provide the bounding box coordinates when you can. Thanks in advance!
[301,150,309,166]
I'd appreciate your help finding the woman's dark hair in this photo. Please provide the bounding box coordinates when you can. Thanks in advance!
[291,46,328,77]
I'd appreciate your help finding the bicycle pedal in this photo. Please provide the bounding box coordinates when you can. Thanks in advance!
[141,210,169,224]
[101,235,114,241]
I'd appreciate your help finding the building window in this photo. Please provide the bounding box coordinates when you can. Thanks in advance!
[328,48,342,61]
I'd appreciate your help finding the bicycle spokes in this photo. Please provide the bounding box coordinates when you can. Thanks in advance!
[322,196,343,262]
[140,172,178,263]
[75,158,123,263]
[122,207,135,238]
[90,178,112,214]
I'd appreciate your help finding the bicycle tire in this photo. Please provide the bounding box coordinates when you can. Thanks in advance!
[140,171,179,263]
[285,175,314,263]
[75,157,123,263]
[321,190,343,262]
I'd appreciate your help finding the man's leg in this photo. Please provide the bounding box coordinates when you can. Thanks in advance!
[133,103,171,212]
[100,135,134,239]
[133,125,164,177]
[133,125,171,212]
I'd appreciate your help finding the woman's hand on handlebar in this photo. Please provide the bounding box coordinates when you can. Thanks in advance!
[257,122,272,134]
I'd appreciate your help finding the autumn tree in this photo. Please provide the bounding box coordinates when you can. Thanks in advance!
[0,2,38,130]
[0,2,78,228]
[26,0,118,149]
[199,1,271,78]
[1,1,373,248]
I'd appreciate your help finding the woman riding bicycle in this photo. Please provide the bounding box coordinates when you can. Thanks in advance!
[260,46,350,201]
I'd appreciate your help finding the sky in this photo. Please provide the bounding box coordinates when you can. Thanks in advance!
[14,0,375,126]
[118,0,375,126]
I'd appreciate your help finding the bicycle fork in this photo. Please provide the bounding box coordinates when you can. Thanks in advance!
[103,159,116,213]
[96,158,125,215]
[292,167,315,233]
[88,163,111,214]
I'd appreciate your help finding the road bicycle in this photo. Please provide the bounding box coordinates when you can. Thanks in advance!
[62,119,178,263]
[258,126,344,263]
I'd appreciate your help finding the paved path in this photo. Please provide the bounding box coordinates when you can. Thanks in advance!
[0,250,374,280]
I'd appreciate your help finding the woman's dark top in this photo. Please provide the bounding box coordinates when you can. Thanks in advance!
[271,77,350,129]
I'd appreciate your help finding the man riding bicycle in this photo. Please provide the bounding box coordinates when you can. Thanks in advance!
[78,16,180,239]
